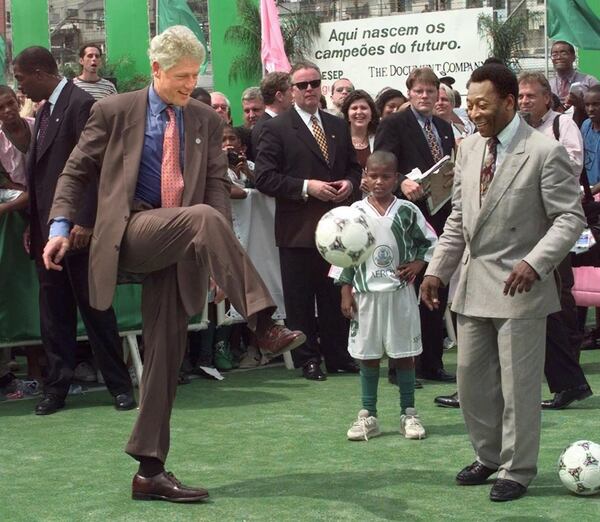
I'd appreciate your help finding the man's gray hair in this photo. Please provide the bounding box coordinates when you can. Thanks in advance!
[211,91,231,107]
[148,25,205,71]
[241,86,263,103]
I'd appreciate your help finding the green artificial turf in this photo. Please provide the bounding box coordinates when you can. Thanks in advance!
[1,350,600,521]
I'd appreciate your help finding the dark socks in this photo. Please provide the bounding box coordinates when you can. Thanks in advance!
[138,457,165,478]
[360,364,380,417]
[397,368,416,415]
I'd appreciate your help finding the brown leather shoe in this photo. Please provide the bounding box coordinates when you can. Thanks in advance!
[132,471,209,502]
[256,324,306,357]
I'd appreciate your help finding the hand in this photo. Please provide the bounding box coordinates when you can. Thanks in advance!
[209,277,226,304]
[443,166,455,189]
[0,203,7,216]
[400,179,425,201]
[566,92,584,111]
[43,236,71,271]
[340,286,357,319]
[329,179,353,202]
[360,175,371,193]
[23,225,31,255]
[396,260,426,283]
[68,225,93,250]
[307,179,338,201]
[420,275,442,311]
[503,260,538,296]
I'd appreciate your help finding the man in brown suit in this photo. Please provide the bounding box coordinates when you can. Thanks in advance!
[43,26,305,503]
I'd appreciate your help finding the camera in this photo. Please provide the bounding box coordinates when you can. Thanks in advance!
[227,150,241,166]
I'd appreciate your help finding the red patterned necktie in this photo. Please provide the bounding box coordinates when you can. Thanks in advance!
[161,106,184,207]
[424,119,443,162]
[480,137,499,202]
[310,115,330,164]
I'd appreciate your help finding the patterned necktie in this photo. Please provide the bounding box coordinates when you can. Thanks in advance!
[480,137,499,201]
[559,77,570,102]
[161,106,184,208]
[36,102,51,156]
[310,115,329,164]
[424,119,443,162]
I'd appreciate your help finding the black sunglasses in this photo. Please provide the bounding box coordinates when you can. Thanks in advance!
[293,79,322,90]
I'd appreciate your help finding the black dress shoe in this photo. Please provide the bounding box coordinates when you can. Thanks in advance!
[302,361,327,381]
[418,368,456,382]
[489,479,527,502]
[387,369,423,388]
[132,471,209,502]
[326,361,360,374]
[434,391,460,408]
[542,384,592,409]
[456,461,497,485]
[35,394,66,416]
[114,391,137,411]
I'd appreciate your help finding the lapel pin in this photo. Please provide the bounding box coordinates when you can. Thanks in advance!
[56,118,60,122]
[195,138,201,144]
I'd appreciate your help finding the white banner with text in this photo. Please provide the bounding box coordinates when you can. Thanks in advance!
[310,8,493,98]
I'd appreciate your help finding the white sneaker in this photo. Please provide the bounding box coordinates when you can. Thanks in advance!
[347,409,381,441]
[239,345,261,369]
[400,407,427,439]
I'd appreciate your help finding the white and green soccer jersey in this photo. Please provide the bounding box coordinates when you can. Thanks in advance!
[337,197,437,293]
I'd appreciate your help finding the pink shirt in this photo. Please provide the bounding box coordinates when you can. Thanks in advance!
[536,110,583,177]
[0,117,35,186]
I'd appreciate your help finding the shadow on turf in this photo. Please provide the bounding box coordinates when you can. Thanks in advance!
[210,470,415,519]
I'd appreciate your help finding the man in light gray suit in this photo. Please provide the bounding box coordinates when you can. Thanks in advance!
[421,64,585,502]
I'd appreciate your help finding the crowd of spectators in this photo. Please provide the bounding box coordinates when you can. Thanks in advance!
[1,39,599,421]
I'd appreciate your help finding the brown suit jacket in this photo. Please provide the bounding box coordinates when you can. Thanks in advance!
[49,86,230,314]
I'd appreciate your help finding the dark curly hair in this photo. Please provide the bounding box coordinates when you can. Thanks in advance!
[375,88,407,117]
[341,89,380,136]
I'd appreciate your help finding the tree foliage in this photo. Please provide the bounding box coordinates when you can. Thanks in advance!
[225,0,320,83]
[478,11,536,70]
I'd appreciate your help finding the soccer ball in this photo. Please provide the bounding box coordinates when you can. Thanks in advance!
[315,206,376,268]
[558,440,600,496]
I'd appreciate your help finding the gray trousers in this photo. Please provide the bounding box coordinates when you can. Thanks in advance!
[457,314,546,487]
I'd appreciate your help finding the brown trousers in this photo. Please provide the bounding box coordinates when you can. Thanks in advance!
[119,204,275,463]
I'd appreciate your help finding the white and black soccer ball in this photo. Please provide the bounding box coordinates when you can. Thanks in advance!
[558,440,600,496]
[315,206,376,268]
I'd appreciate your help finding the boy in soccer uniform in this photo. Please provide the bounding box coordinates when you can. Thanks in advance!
[339,151,437,441]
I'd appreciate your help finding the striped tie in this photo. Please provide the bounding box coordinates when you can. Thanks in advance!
[161,107,184,207]
[310,115,329,164]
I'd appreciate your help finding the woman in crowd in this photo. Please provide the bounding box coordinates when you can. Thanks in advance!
[434,83,473,145]
[342,90,380,198]
[342,89,380,170]
[375,88,407,119]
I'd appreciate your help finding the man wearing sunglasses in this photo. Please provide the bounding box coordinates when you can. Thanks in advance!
[255,61,362,381]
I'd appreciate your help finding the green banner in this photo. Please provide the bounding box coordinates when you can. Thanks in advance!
[547,0,600,50]
[208,0,261,125]
[578,1,600,81]
[158,0,209,73]
[0,212,143,345]
[11,0,49,55]
[104,0,151,89]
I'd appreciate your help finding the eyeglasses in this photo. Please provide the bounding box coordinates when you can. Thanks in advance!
[551,50,572,58]
[335,87,353,93]
[293,79,321,90]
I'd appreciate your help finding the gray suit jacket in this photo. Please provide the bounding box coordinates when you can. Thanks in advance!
[425,118,585,319]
